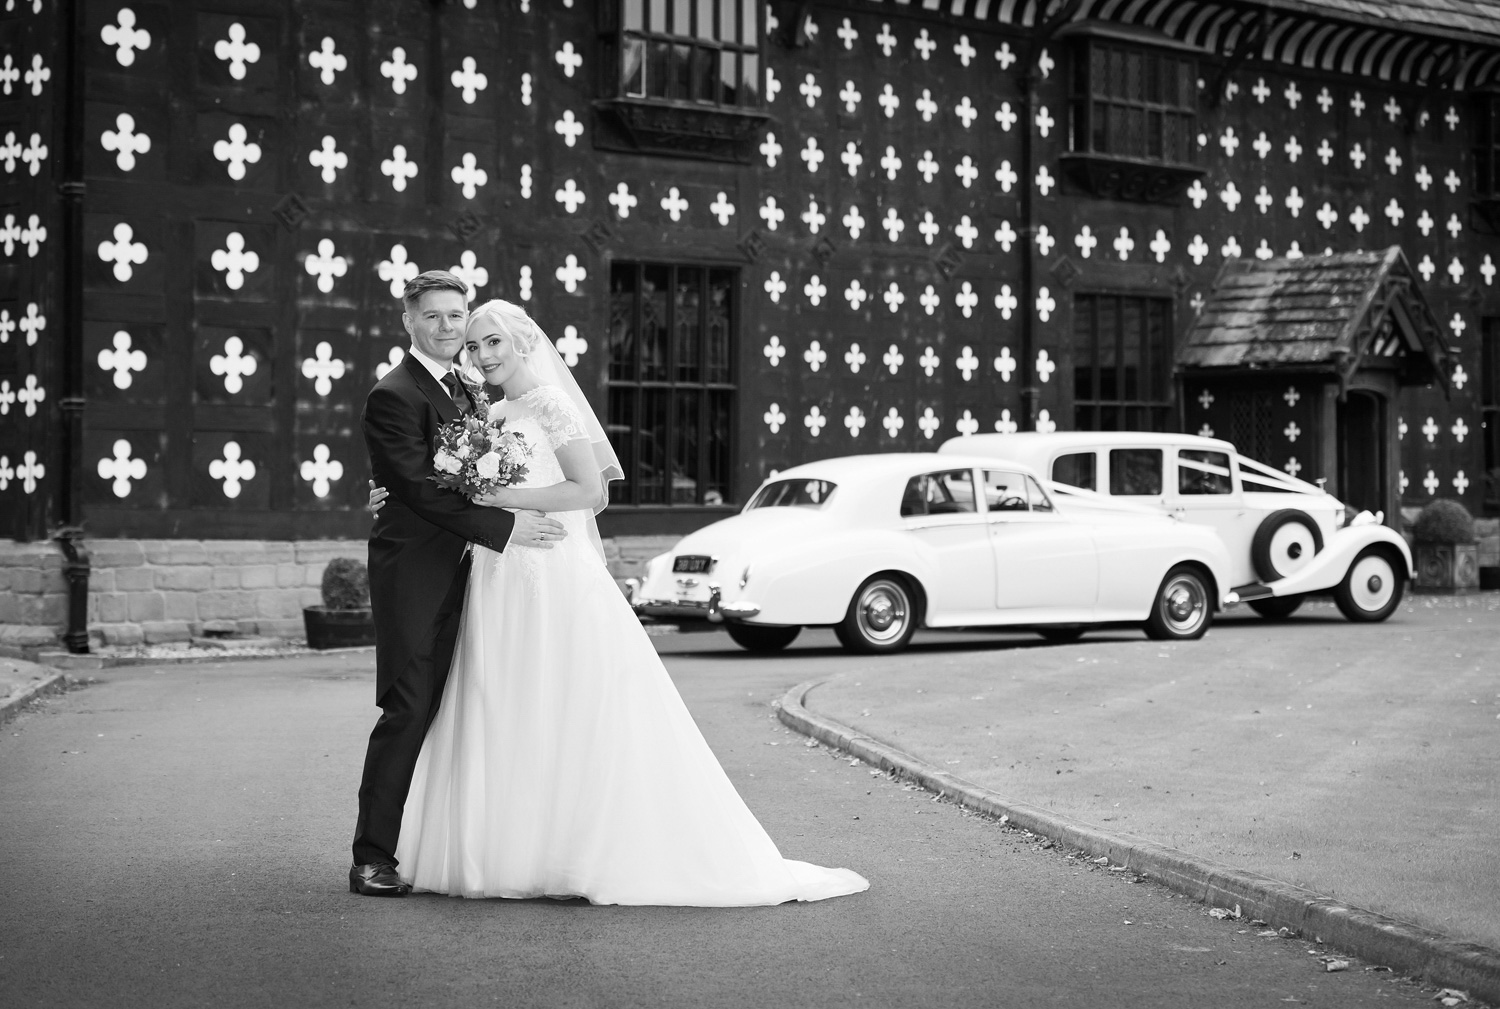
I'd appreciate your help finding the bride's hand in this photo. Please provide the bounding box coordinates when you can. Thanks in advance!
[472,487,515,509]
[367,480,388,515]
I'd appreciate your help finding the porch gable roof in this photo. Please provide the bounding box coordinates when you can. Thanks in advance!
[1177,247,1454,394]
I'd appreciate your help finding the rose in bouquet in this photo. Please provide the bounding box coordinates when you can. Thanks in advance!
[429,413,531,499]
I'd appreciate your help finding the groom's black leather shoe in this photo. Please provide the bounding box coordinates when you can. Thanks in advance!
[349,863,410,897]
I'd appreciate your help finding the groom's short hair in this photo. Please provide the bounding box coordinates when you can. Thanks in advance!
[402,271,469,312]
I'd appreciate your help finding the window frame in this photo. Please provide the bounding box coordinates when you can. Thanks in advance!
[1066,28,1198,167]
[1072,292,1176,433]
[607,260,739,509]
[600,0,763,110]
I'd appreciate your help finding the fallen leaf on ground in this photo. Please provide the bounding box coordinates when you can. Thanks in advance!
[1278,926,1296,937]
[1434,989,1470,1006]
[803,739,818,748]
[1110,865,1128,872]
[1324,960,1350,972]
[1093,855,1110,864]
[1257,929,1280,937]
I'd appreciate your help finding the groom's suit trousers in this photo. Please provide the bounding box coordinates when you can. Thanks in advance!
[352,549,470,868]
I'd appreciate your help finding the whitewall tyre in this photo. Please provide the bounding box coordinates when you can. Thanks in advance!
[1144,565,1212,641]
[835,575,917,654]
[1333,549,1404,623]
[1251,509,1324,582]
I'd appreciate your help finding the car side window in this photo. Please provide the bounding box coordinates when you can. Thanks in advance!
[1051,452,1096,491]
[982,470,1030,512]
[1026,476,1054,512]
[1109,449,1163,496]
[1178,450,1233,495]
[901,470,977,516]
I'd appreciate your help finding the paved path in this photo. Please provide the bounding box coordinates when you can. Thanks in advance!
[0,644,1446,1008]
[806,596,1500,953]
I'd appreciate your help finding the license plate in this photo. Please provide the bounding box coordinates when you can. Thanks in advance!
[672,555,714,574]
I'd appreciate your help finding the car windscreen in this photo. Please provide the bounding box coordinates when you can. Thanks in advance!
[747,479,838,509]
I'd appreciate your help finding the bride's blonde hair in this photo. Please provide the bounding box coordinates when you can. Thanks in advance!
[466,299,542,356]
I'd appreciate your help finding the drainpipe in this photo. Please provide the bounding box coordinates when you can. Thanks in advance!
[55,0,89,653]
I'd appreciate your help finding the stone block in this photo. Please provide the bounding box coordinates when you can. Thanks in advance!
[255,617,306,640]
[9,568,44,594]
[0,594,19,623]
[87,540,145,568]
[127,592,166,622]
[97,623,144,647]
[0,624,60,646]
[40,569,68,593]
[161,591,200,621]
[294,540,364,565]
[89,569,116,592]
[255,590,302,619]
[240,564,278,589]
[93,592,129,624]
[203,541,267,565]
[197,590,255,621]
[305,564,327,587]
[260,543,296,563]
[114,567,154,592]
[234,619,261,636]
[0,541,59,567]
[140,620,192,644]
[155,566,214,591]
[139,540,176,564]
[299,587,323,607]
[276,563,304,588]
[17,594,68,624]
[0,569,10,592]
[166,542,209,565]
[211,567,240,589]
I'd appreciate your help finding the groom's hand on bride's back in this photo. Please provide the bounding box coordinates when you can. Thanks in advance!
[510,509,567,549]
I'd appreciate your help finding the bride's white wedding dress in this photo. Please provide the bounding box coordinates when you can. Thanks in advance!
[395,385,869,905]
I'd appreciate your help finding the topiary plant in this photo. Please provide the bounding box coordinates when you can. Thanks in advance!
[1412,498,1476,544]
[321,557,371,610]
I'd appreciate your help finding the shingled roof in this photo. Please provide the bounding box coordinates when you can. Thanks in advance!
[1177,247,1454,394]
[1279,0,1500,43]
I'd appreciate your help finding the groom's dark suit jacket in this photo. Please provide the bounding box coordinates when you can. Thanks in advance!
[362,353,515,702]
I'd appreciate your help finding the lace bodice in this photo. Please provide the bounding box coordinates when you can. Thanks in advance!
[488,385,589,492]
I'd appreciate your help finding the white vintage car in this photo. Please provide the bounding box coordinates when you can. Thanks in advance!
[630,453,1235,653]
[937,432,1412,623]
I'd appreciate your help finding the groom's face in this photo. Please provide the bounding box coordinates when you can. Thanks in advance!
[403,290,469,363]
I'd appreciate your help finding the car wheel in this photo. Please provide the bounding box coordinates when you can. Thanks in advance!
[1250,509,1324,582]
[724,623,802,653]
[1144,565,1212,641]
[1333,548,1404,623]
[1248,595,1304,620]
[835,575,917,654]
[1036,626,1086,644]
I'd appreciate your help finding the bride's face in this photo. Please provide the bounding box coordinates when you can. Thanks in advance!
[467,318,529,387]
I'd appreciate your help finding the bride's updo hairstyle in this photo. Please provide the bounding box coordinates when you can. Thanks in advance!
[467,298,542,357]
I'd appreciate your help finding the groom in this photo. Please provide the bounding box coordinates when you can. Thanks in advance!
[351,270,566,896]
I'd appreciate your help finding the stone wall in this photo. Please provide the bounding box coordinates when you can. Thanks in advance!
[0,535,682,653]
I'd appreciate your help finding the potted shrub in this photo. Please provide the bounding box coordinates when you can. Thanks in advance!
[303,557,377,648]
[1412,499,1480,593]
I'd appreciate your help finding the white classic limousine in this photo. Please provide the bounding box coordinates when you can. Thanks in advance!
[938,431,1412,623]
[630,453,1234,653]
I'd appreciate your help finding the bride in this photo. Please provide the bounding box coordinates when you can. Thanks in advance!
[382,299,869,906]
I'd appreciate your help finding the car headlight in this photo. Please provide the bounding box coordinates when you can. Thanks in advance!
[739,564,752,589]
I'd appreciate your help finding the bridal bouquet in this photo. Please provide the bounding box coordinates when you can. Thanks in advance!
[429,413,531,499]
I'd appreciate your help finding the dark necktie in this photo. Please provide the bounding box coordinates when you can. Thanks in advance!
[440,372,468,413]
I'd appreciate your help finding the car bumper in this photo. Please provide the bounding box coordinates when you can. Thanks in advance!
[628,583,761,623]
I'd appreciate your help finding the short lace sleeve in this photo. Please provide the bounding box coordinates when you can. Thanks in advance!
[525,385,589,450]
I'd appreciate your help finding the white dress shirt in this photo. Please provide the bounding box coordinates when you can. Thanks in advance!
[407,344,459,395]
